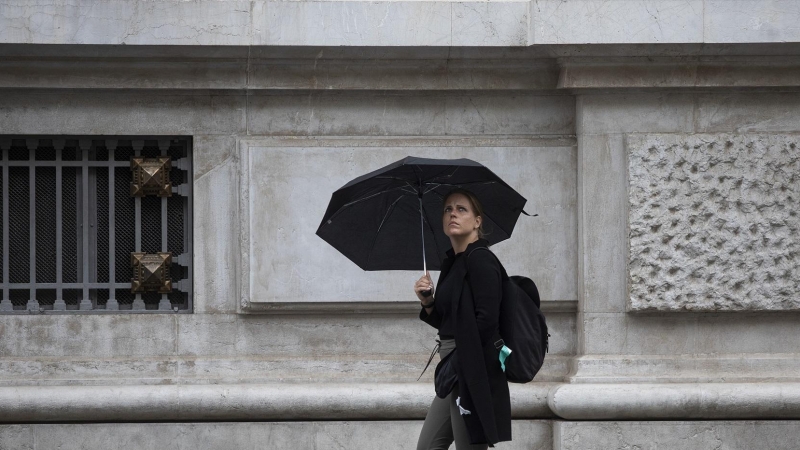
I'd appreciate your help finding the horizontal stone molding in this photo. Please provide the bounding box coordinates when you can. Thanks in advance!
[6,381,800,422]
[549,383,800,420]
[560,58,800,89]
[239,299,577,314]
[0,382,555,422]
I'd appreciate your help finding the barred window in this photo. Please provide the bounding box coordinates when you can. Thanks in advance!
[0,137,192,313]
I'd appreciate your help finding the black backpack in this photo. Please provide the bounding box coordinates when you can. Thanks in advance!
[467,247,549,383]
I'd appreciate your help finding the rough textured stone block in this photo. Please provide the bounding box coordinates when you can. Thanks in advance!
[628,134,800,311]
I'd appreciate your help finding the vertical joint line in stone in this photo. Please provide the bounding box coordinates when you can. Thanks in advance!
[159,139,170,311]
[133,140,144,310]
[54,139,65,310]
[107,140,118,310]
[26,139,38,311]
[0,141,10,311]
[80,139,92,310]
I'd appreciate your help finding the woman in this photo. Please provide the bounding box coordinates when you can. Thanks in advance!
[415,188,511,449]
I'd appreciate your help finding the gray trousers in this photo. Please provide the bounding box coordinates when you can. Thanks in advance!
[417,339,489,450]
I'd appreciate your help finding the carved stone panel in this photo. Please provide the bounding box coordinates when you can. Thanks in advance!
[628,134,799,311]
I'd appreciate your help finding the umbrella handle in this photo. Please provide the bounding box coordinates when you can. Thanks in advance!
[419,196,433,298]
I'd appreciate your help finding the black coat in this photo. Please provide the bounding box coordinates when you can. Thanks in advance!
[420,239,512,446]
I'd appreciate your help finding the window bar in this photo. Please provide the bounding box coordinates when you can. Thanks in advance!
[158,139,171,311]
[53,140,66,310]
[26,139,38,311]
[0,140,10,311]
[79,139,92,310]
[132,140,145,310]
[106,140,118,310]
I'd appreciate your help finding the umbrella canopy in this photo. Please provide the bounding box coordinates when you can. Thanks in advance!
[316,156,528,271]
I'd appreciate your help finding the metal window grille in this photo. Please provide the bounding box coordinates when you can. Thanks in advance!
[0,137,192,313]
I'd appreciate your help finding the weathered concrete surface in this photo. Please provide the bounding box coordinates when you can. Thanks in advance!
[549,383,800,420]
[556,420,800,450]
[629,134,800,311]
[0,421,552,450]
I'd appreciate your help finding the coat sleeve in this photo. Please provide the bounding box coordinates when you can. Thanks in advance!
[466,251,503,345]
[419,304,442,329]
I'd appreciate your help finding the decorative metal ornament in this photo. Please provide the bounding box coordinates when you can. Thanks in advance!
[130,157,172,197]
[131,252,172,293]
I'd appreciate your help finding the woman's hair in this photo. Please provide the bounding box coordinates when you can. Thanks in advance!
[443,188,487,238]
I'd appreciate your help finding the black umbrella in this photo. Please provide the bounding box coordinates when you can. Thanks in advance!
[316,156,530,271]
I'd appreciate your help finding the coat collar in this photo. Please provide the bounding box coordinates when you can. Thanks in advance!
[445,238,490,259]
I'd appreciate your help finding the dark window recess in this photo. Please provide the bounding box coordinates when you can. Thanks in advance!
[0,137,193,313]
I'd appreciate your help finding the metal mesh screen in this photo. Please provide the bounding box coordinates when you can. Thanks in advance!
[9,167,29,283]
[62,167,78,284]
[97,167,109,284]
[36,167,56,283]
[115,166,135,307]
[1,136,192,313]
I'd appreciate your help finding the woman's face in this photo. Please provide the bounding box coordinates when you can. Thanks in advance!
[442,193,481,239]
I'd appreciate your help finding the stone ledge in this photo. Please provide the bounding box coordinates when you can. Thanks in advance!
[239,300,578,315]
[0,382,555,423]
[549,383,800,420]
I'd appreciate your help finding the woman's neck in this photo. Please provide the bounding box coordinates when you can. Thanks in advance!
[450,234,479,255]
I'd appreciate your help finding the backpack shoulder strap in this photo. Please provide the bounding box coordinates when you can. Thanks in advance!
[466,246,508,279]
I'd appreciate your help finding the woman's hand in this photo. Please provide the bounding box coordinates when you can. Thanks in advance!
[414,271,435,303]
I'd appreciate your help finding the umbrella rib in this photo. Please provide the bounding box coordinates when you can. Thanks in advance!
[365,193,406,268]
[327,186,413,223]
[420,200,446,265]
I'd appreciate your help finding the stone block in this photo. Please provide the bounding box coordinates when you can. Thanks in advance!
[246,92,447,136]
[570,354,800,384]
[532,0,703,44]
[239,139,577,311]
[705,1,800,44]
[256,1,452,46]
[628,134,800,311]
[0,90,246,135]
[452,2,529,47]
[0,0,253,46]
[193,136,240,314]
[444,93,575,136]
[582,312,800,356]
[577,134,628,314]
[557,420,800,450]
[0,425,32,450]
[694,92,800,133]
[577,93,695,135]
[17,421,551,450]
[0,316,177,358]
